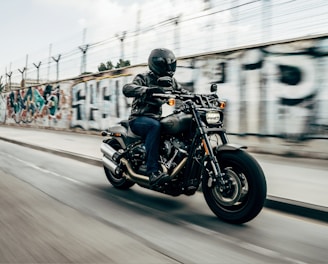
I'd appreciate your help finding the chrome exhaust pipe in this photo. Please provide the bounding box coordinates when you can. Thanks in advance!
[120,158,149,184]
[170,157,188,178]
[102,156,119,174]
[102,155,149,186]
[100,143,121,161]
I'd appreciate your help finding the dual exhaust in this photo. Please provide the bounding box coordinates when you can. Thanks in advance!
[100,142,187,186]
[100,143,149,184]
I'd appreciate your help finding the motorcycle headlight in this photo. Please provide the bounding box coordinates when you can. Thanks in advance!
[205,111,222,125]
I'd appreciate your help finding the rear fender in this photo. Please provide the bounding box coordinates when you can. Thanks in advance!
[104,125,127,149]
[108,125,127,135]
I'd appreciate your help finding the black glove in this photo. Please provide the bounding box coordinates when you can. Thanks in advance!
[157,76,173,87]
[145,86,165,95]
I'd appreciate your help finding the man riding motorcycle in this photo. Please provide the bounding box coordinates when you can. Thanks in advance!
[123,48,183,189]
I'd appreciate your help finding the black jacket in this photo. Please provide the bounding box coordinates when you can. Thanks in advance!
[123,71,181,121]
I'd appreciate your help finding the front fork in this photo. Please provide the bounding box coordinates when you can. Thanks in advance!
[202,131,247,190]
[202,133,227,188]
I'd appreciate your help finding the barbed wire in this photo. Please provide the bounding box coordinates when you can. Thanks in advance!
[2,0,328,88]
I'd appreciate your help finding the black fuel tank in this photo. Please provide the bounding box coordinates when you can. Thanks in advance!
[160,112,193,135]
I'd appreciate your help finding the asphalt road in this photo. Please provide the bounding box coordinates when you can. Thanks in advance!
[1,140,327,263]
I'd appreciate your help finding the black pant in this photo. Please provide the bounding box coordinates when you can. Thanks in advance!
[129,116,161,175]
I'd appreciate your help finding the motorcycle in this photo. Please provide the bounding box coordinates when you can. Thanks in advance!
[100,82,267,224]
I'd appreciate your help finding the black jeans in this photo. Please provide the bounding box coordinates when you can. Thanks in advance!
[129,116,161,175]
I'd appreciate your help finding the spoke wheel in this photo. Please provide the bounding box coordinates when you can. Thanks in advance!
[202,150,266,224]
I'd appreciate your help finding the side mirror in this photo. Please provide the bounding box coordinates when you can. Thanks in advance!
[210,83,217,93]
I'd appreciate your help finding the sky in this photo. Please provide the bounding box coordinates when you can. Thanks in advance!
[1,0,327,83]
[0,0,202,74]
[1,0,135,64]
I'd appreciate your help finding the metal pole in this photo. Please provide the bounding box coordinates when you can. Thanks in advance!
[25,54,28,81]
[52,55,61,81]
[79,45,89,74]
[79,28,89,74]
[134,9,141,63]
[48,44,52,81]
[6,71,12,91]
[262,0,271,43]
[116,31,127,62]
[18,67,26,88]
[0,76,3,92]
[229,0,239,48]
[174,15,180,56]
[33,61,42,84]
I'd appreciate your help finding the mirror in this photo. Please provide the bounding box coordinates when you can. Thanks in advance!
[210,83,217,92]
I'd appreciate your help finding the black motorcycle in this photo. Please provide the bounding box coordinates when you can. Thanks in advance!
[101,83,267,224]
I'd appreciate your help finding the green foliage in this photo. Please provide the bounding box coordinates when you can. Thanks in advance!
[80,72,93,76]
[115,59,130,69]
[98,59,130,72]
[106,61,114,70]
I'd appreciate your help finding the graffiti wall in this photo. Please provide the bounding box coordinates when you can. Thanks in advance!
[0,81,72,128]
[178,38,328,140]
[0,37,327,155]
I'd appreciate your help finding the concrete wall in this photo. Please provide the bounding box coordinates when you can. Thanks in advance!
[1,37,327,158]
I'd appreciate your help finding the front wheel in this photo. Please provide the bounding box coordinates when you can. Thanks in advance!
[202,150,267,224]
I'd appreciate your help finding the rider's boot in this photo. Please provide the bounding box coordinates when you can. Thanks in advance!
[149,171,170,189]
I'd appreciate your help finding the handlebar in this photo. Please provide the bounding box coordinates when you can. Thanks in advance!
[152,92,221,108]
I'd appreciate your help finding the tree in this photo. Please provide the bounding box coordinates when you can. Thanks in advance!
[115,59,130,69]
[106,61,114,70]
[98,60,114,72]
[98,59,130,72]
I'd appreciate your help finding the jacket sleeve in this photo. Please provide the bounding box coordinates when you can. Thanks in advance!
[123,74,148,98]
[172,77,191,94]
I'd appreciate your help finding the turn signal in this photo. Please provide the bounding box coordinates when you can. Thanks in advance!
[168,98,175,106]
[219,101,226,109]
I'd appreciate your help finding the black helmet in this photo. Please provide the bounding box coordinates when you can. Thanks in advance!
[148,48,177,77]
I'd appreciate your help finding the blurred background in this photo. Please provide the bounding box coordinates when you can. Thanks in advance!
[0,0,327,158]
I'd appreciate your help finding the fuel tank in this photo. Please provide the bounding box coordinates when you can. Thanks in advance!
[160,112,193,135]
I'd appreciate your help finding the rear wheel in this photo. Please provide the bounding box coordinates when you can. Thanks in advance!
[202,150,267,224]
[103,139,135,190]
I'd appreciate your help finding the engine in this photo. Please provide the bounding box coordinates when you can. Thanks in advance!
[127,137,188,175]
[127,144,146,172]
[160,137,188,172]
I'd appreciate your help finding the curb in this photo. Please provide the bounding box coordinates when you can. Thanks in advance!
[1,136,327,224]
[265,196,328,223]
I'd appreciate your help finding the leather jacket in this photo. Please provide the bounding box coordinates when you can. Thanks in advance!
[123,71,181,121]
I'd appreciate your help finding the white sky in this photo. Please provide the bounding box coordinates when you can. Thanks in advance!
[0,0,203,72]
[1,0,327,82]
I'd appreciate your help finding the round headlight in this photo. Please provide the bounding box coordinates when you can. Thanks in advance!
[206,111,221,124]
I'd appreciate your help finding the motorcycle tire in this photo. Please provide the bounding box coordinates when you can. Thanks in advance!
[202,149,267,224]
[103,139,135,190]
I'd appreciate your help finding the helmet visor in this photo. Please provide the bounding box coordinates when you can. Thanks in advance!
[152,57,176,75]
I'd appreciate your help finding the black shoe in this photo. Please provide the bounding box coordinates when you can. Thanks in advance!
[149,171,170,189]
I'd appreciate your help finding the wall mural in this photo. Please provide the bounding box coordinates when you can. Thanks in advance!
[1,81,72,128]
[0,37,327,148]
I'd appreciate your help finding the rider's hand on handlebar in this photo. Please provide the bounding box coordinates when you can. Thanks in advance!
[146,86,165,95]
[157,76,173,87]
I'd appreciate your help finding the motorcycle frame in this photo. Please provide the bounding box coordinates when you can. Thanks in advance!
[180,100,230,189]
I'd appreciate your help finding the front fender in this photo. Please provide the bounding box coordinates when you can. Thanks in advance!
[215,143,247,153]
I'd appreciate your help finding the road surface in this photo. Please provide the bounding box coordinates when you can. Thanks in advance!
[1,140,327,263]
